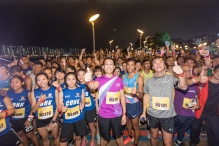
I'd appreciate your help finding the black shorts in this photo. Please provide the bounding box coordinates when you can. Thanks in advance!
[10,118,33,133]
[0,129,22,146]
[126,101,142,119]
[60,118,87,143]
[98,115,123,141]
[84,107,97,123]
[147,114,174,134]
[36,117,53,128]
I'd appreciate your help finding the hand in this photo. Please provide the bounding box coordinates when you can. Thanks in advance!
[85,68,92,82]
[0,111,6,119]
[173,61,183,75]
[121,115,126,125]
[80,102,85,111]
[40,94,47,101]
[131,82,137,95]
[81,48,86,54]
[24,119,32,127]
[61,103,68,112]
[160,47,166,55]
[47,122,57,131]
[140,113,146,122]
[197,70,208,83]
[189,104,200,110]
[171,45,176,52]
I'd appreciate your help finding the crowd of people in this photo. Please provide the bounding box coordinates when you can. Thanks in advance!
[0,38,219,146]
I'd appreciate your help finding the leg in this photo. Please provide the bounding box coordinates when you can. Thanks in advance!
[17,130,28,146]
[51,123,60,146]
[205,116,219,146]
[126,117,132,135]
[161,128,172,146]
[131,116,140,145]
[25,130,40,146]
[88,122,96,141]
[150,127,159,146]
[37,127,50,146]
[190,118,204,145]
[75,135,82,146]
[116,136,124,146]
[98,116,111,146]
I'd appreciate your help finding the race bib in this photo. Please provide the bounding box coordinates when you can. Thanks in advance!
[182,97,196,109]
[65,106,80,119]
[85,97,91,107]
[0,119,6,132]
[124,86,133,98]
[38,105,53,119]
[106,92,120,105]
[152,97,170,110]
[13,108,25,118]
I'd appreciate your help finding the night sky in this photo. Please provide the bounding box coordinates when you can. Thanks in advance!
[0,0,219,51]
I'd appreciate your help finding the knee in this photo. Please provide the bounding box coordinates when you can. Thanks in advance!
[25,132,34,139]
[150,132,159,139]
[75,136,81,141]
[132,125,140,131]
[41,136,49,141]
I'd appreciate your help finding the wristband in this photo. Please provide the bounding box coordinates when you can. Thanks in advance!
[28,115,34,118]
[178,72,185,77]
[1,110,8,119]
[122,112,126,115]
[38,98,45,103]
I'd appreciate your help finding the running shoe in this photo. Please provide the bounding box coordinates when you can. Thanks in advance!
[175,140,185,146]
[90,140,95,146]
[123,136,133,145]
[81,138,87,146]
[96,134,100,145]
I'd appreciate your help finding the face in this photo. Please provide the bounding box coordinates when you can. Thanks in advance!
[77,70,85,82]
[177,57,184,66]
[55,71,65,80]
[10,72,22,77]
[46,62,52,68]
[103,59,115,74]
[37,74,49,88]
[10,78,23,91]
[43,69,52,80]
[122,63,127,71]
[185,60,195,68]
[34,64,42,74]
[143,61,151,70]
[136,62,142,72]
[82,58,86,64]
[94,70,102,78]
[127,61,136,73]
[213,68,219,80]
[212,58,219,67]
[182,66,191,79]
[66,67,74,73]
[39,59,46,67]
[52,63,59,68]
[114,68,121,77]
[66,74,77,88]
[166,57,174,66]
[153,58,165,72]
[86,58,92,65]
[20,57,29,64]
[117,58,122,65]
[0,66,8,76]
[68,57,75,64]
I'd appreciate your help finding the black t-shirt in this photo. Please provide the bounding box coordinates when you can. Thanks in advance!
[202,81,219,117]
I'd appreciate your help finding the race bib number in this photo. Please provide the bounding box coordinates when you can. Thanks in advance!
[85,97,91,107]
[0,119,6,132]
[124,86,133,98]
[182,97,196,109]
[13,108,25,118]
[65,106,80,119]
[106,92,120,105]
[38,105,53,120]
[152,97,170,110]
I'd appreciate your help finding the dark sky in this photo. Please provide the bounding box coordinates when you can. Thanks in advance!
[0,0,219,51]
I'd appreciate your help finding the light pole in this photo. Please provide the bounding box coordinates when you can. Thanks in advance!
[137,29,144,48]
[109,40,113,51]
[89,14,100,53]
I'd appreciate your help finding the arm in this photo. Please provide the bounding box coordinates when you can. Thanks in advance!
[120,89,126,125]
[78,49,86,69]
[51,90,59,121]
[136,76,144,99]
[31,92,46,113]
[0,96,15,119]
[178,76,188,90]
[26,77,33,92]
[87,81,100,90]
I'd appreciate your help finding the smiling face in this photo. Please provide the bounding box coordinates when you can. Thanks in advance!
[36,74,49,88]
[103,59,115,74]
[55,71,65,80]
[10,77,24,91]
[66,74,77,88]
[77,70,85,82]
[126,60,136,73]
[152,58,165,72]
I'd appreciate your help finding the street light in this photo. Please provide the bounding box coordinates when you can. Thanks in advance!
[116,46,119,49]
[137,29,144,48]
[109,40,113,51]
[130,43,133,48]
[89,14,100,52]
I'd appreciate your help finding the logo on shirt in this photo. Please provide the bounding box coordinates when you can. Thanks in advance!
[115,83,121,87]
[19,96,26,101]
[188,90,195,93]
[75,93,80,97]
[47,93,53,98]
[10,98,13,101]
[65,95,70,98]
[0,102,3,107]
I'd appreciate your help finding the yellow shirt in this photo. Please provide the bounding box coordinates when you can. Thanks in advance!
[141,70,153,84]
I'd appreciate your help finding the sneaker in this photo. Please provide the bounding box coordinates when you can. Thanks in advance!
[175,140,185,146]
[130,137,134,142]
[81,138,87,146]
[96,134,100,145]
[147,132,151,139]
[124,136,133,145]
[90,140,95,146]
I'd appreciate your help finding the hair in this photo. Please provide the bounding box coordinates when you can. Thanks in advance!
[52,62,60,68]
[46,60,52,64]
[114,67,121,72]
[94,66,102,72]
[166,56,174,60]
[66,65,76,73]
[34,61,43,67]
[214,64,219,72]
[176,56,184,61]
[64,72,77,87]
[142,59,151,64]
[43,67,52,72]
[86,56,92,60]
[184,57,196,64]
[39,58,46,61]
[117,57,122,61]
[151,56,165,63]
[21,55,27,58]
[0,64,9,70]
[68,56,76,60]
[51,66,57,70]
[126,58,136,64]
[10,75,24,83]
[103,57,115,65]
[9,65,23,73]
[35,72,49,85]
[55,67,66,75]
